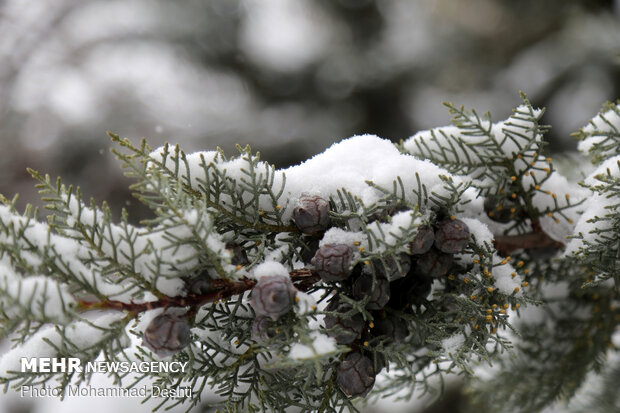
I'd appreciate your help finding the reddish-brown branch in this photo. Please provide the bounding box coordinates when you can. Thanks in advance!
[76,269,320,315]
[493,231,564,257]
[76,230,560,314]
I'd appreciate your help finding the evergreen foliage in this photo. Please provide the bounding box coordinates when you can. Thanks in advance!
[0,95,618,412]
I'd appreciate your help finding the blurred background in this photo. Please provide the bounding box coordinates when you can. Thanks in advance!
[1,0,619,222]
[0,0,618,412]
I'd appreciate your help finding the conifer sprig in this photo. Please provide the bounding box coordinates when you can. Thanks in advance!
[0,95,618,412]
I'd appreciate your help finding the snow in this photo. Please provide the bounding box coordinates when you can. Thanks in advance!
[0,271,74,323]
[0,314,127,376]
[404,125,485,166]
[251,261,290,280]
[130,214,210,295]
[400,101,592,244]
[2,100,613,412]
[583,154,620,187]
[288,331,337,360]
[319,227,364,248]
[262,245,291,265]
[320,211,423,255]
[294,291,317,315]
[441,333,466,355]
[0,193,228,301]
[404,101,589,242]
[491,260,523,297]
[582,103,620,133]
[459,217,493,245]
[365,211,421,252]
[530,172,587,243]
[564,155,619,255]
[403,104,544,179]
[67,193,225,296]
[281,135,460,214]
[578,136,605,155]
[0,205,127,298]
[495,105,545,162]
[565,195,614,255]
[578,102,620,159]
[167,135,462,232]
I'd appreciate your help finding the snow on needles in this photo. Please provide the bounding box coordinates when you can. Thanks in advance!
[281,134,459,212]
[459,217,493,246]
[402,104,587,243]
[252,261,289,280]
[319,211,422,254]
[564,155,620,256]
[491,258,523,297]
[578,102,620,160]
[442,333,466,355]
[289,331,337,360]
[64,195,228,296]
[0,270,74,323]
[155,135,463,222]
[0,205,127,298]
[0,314,128,377]
[403,104,544,180]
[583,154,620,188]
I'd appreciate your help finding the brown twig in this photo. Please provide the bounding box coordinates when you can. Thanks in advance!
[493,231,564,257]
[75,269,321,316]
[75,229,561,314]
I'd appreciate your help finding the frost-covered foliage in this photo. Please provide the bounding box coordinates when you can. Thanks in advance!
[576,101,620,163]
[0,95,619,412]
[468,100,620,413]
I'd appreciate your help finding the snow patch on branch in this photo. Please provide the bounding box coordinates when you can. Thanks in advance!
[442,333,465,355]
[0,314,127,377]
[288,331,337,360]
[492,260,523,297]
[251,261,289,280]
[162,135,462,221]
[0,269,74,323]
[578,102,620,160]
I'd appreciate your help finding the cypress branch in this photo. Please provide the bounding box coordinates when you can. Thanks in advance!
[0,95,618,412]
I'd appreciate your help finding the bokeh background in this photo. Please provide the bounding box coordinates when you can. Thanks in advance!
[0,0,619,412]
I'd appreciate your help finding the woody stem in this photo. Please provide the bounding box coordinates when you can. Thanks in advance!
[75,269,320,315]
[493,231,563,257]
